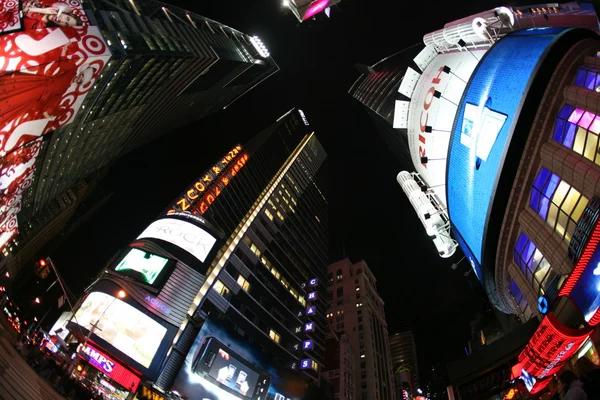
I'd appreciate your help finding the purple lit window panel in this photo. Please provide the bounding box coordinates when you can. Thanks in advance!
[575,69,587,86]
[557,104,574,120]
[509,280,528,312]
[514,233,530,272]
[590,117,600,134]
[553,118,566,142]
[564,122,577,148]
[579,111,596,129]
[532,167,551,191]
[568,108,584,124]
[530,168,560,220]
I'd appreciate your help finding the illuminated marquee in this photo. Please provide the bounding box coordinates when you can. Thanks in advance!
[518,313,591,379]
[78,343,141,391]
[167,145,243,214]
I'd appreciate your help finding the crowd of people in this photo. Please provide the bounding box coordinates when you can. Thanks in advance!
[545,357,600,400]
[15,338,104,400]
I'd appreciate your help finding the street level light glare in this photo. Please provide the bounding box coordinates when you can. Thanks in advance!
[117,290,126,299]
[5,272,8,277]
[34,297,40,304]
[282,0,289,6]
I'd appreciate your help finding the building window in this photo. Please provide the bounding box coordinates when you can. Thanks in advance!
[574,66,600,92]
[237,275,251,292]
[337,287,343,298]
[264,209,274,221]
[311,360,319,371]
[514,233,562,297]
[356,302,363,307]
[509,280,533,320]
[553,104,600,165]
[336,269,343,281]
[212,280,229,296]
[530,167,588,242]
[269,329,280,344]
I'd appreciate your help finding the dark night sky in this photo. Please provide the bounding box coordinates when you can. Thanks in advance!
[21,0,531,382]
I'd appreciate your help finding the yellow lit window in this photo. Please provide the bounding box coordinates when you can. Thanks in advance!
[311,360,319,371]
[237,275,250,292]
[213,280,229,296]
[299,297,306,307]
[250,243,261,257]
[269,329,281,344]
[264,209,273,221]
[277,211,284,220]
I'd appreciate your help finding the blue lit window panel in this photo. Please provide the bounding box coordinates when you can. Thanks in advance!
[513,233,561,298]
[574,66,600,91]
[509,280,533,321]
[575,68,587,86]
[529,168,587,243]
[553,105,600,165]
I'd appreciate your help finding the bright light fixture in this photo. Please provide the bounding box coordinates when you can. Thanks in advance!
[282,0,289,6]
[249,36,270,58]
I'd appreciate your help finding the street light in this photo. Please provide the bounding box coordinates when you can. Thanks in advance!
[117,290,126,299]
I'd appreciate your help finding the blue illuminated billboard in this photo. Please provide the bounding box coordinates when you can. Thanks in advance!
[570,243,600,323]
[447,28,569,266]
[172,317,309,400]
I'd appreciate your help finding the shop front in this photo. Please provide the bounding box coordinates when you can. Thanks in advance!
[74,342,142,400]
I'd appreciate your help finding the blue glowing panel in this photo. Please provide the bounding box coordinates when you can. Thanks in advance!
[304,322,315,332]
[306,306,316,315]
[448,28,567,265]
[307,292,317,300]
[302,340,313,350]
[571,244,600,322]
[300,359,311,370]
[452,226,482,282]
[308,278,318,287]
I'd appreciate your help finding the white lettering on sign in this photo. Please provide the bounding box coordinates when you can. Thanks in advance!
[539,342,575,378]
[145,295,171,314]
[137,218,216,262]
[298,110,309,126]
[82,345,115,374]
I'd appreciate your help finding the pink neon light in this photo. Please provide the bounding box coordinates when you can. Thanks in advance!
[303,0,330,20]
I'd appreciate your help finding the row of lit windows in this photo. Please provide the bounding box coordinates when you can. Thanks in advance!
[514,233,562,298]
[553,104,600,166]
[243,236,307,307]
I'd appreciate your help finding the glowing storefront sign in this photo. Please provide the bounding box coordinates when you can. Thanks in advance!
[167,146,242,214]
[78,343,141,392]
[559,217,600,325]
[518,313,592,380]
[137,218,217,263]
[447,28,568,265]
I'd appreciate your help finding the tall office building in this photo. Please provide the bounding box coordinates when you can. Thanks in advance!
[326,258,395,400]
[63,108,329,400]
[389,331,419,398]
[353,1,600,398]
[0,0,278,278]
[322,330,354,400]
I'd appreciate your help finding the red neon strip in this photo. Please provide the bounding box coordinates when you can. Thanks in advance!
[559,218,600,297]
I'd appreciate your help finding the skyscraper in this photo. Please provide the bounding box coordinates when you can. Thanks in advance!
[64,108,329,400]
[326,258,395,400]
[389,331,419,398]
[0,0,278,279]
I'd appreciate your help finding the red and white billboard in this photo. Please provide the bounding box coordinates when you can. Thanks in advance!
[518,313,592,380]
[0,0,111,157]
[406,50,484,205]
[0,0,23,34]
[0,138,41,250]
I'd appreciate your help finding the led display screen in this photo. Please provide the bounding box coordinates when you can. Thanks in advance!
[173,317,309,400]
[0,0,111,158]
[447,28,568,265]
[570,242,600,322]
[137,217,217,263]
[113,248,173,288]
[302,0,329,20]
[73,292,167,368]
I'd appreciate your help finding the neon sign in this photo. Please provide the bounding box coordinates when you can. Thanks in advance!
[79,344,141,391]
[518,313,591,379]
[560,216,600,325]
[81,344,115,373]
[167,145,243,214]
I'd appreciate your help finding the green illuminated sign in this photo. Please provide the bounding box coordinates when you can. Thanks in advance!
[114,249,169,285]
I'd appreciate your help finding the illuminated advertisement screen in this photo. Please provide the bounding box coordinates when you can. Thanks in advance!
[113,248,174,289]
[73,292,167,368]
[137,217,217,263]
[0,0,22,34]
[0,138,41,251]
[447,28,568,265]
[568,236,600,323]
[173,317,309,400]
[302,0,329,20]
[0,0,111,158]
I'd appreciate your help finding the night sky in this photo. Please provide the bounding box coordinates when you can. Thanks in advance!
[16,0,531,383]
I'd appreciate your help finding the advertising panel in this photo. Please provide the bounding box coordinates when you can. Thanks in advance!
[302,0,329,20]
[49,310,73,339]
[78,343,141,392]
[406,50,484,205]
[0,0,22,34]
[172,316,309,400]
[447,28,568,265]
[137,217,217,263]
[112,248,175,289]
[0,0,111,157]
[0,138,41,251]
[73,291,168,368]
[559,217,600,325]
[518,313,592,380]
